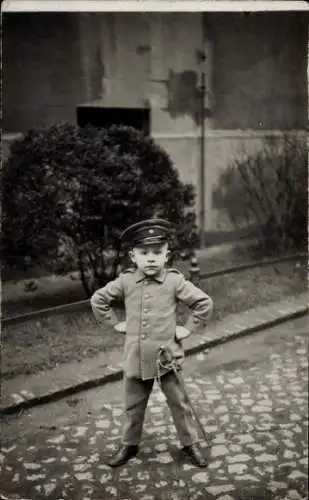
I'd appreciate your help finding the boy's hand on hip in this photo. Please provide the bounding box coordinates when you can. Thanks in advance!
[114,321,126,333]
[175,326,190,341]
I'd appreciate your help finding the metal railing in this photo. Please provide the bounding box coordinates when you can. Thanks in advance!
[2,252,306,327]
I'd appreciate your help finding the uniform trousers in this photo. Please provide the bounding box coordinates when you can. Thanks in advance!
[122,370,200,447]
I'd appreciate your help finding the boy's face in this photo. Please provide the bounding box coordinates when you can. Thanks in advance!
[129,242,170,276]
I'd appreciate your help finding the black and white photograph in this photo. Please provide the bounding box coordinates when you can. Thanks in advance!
[1,2,308,499]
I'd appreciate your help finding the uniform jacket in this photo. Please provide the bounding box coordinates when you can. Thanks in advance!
[90,267,213,380]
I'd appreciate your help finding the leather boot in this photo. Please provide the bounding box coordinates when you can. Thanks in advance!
[182,443,209,468]
[108,444,139,468]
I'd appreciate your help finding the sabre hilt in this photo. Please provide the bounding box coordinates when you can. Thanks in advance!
[157,346,174,367]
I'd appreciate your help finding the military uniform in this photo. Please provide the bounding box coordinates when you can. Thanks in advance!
[90,219,213,449]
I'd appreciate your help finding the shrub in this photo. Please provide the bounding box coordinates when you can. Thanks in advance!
[212,134,308,255]
[1,123,198,295]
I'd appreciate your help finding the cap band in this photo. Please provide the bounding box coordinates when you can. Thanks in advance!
[134,235,167,246]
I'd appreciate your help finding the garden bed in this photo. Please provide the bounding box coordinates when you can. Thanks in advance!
[2,259,306,381]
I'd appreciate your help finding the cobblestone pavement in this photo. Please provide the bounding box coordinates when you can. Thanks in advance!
[0,316,308,500]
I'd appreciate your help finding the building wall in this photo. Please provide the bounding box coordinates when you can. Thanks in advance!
[3,12,308,232]
[76,12,151,108]
[208,12,308,130]
[151,12,308,230]
[3,13,85,132]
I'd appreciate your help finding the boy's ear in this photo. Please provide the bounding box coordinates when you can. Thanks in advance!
[165,249,171,262]
[128,250,135,264]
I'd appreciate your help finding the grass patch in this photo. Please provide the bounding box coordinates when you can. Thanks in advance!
[2,243,258,317]
[2,259,306,381]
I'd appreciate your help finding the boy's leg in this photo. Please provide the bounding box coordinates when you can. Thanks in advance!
[108,377,154,467]
[160,370,199,447]
[160,370,209,467]
[122,376,154,445]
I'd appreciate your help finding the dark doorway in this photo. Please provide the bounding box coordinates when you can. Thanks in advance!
[77,106,150,135]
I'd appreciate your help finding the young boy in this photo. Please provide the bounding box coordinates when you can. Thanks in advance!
[90,218,213,468]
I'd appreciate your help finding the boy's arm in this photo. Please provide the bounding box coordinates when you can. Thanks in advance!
[90,275,124,329]
[175,272,213,336]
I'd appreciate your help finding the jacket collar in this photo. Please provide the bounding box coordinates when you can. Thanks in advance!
[135,268,167,283]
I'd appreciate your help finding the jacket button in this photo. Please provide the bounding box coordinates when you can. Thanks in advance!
[142,320,147,326]
[141,334,147,340]
[144,308,148,313]
[193,318,200,324]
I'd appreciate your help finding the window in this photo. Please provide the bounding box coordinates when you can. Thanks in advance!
[77,106,150,135]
